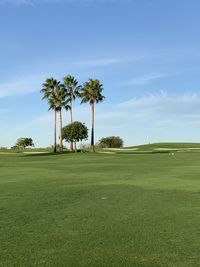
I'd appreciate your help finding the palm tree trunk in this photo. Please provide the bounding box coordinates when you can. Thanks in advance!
[60,109,63,151]
[91,101,95,152]
[74,141,77,153]
[70,99,74,151]
[54,109,57,153]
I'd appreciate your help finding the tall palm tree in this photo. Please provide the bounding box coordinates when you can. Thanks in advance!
[63,75,81,151]
[48,84,70,151]
[80,79,105,152]
[41,78,59,153]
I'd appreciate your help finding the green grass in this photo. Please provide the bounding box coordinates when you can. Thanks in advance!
[0,147,53,153]
[0,152,200,266]
[125,142,200,151]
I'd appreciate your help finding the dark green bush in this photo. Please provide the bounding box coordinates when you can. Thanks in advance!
[98,136,123,148]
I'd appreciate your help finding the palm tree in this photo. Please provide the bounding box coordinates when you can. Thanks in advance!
[63,75,81,151]
[41,78,59,153]
[80,79,105,152]
[48,84,70,151]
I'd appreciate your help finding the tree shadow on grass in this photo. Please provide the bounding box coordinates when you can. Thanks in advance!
[22,151,72,157]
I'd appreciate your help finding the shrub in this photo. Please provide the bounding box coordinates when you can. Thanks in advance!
[62,122,88,152]
[98,136,123,148]
[79,143,91,152]
[15,138,34,149]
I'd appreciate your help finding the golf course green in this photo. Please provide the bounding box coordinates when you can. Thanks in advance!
[0,151,199,266]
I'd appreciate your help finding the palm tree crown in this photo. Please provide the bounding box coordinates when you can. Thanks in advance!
[48,83,70,151]
[41,78,70,152]
[63,75,81,151]
[48,84,70,112]
[81,79,105,105]
[63,75,81,102]
[41,78,58,100]
[81,79,105,152]
[41,78,59,152]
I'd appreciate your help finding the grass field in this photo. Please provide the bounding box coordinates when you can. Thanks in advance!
[125,142,200,151]
[0,152,200,266]
[0,147,53,153]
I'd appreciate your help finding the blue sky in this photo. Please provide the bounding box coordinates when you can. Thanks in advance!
[1,0,200,147]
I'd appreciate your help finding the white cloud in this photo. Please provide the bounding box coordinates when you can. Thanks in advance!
[74,55,143,68]
[0,0,129,5]
[0,74,46,98]
[0,0,61,5]
[2,87,200,129]
[0,108,13,113]
[2,89,200,147]
[123,73,168,85]
[119,91,200,116]
[76,58,122,67]
[30,113,53,125]
[98,91,200,144]
[0,54,144,98]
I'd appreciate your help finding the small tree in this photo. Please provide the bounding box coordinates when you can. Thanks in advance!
[98,136,123,148]
[15,138,34,149]
[62,122,88,152]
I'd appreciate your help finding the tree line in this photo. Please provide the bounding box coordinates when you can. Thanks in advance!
[40,75,105,153]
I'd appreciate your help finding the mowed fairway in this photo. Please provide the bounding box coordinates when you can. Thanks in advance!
[0,153,200,267]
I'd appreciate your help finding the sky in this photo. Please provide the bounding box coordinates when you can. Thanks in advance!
[1,0,200,147]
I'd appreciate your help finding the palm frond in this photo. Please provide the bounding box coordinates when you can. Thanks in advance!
[80,79,105,105]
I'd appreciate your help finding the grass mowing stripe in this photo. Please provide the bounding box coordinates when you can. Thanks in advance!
[0,153,200,266]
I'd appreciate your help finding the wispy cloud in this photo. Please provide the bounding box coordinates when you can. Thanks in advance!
[73,54,144,68]
[0,0,61,6]
[0,0,129,6]
[76,58,122,67]
[118,91,200,127]
[0,74,45,98]
[0,0,34,5]
[0,108,13,113]
[3,91,200,147]
[123,73,168,86]
[32,92,200,141]
[0,54,145,98]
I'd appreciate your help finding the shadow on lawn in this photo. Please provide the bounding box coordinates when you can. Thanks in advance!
[23,151,72,157]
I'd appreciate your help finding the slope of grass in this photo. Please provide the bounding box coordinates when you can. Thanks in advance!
[0,152,200,266]
[125,142,200,151]
[0,147,53,153]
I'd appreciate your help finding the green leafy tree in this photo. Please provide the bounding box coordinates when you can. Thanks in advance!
[80,79,105,152]
[15,138,34,149]
[63,75,81,151]
[98,136,124,148]
[62,121,88,152]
